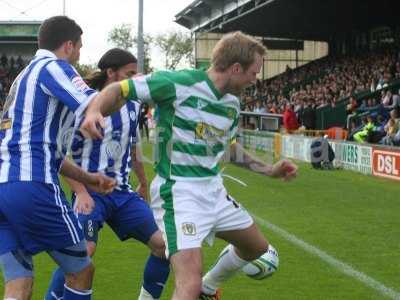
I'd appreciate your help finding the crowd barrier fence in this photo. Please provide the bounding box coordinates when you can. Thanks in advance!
[239,129,400,181]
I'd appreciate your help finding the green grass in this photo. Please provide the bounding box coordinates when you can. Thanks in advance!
[1,144,400,299]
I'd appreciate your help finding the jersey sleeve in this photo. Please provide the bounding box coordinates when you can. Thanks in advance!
[120,71,176,105]
[229,114,240,143]
[40,60,97,117]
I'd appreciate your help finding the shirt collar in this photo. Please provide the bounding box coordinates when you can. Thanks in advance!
[35,49,58,59]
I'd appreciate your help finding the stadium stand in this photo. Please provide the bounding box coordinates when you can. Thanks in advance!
[0,21,40,108]
[175,0,400,146]
[243,46,400,128]
[0,54,27,106]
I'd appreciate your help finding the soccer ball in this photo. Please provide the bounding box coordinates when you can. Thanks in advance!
[242,244,279,280]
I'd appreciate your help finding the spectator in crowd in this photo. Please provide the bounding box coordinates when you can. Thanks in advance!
[346,96,358,114]
[0,54,27,103]
[253,100,266,113]
[241,45,400,139]
[375,115,386,133]
[301,100,316,129]
[381,118,397,145]
[0,53,7,67]
[348,119,359,140]
[393,127,400,146]
[386,89,400,113]
[269,102,278,114]
[380,109,400,145]
[354,115,375,143]
[358,99,367,110]
[346,96,359,129]
[9,56,15,68]
[16,55,24,69]
[139,102,150,141]
[0,80,4,102]
[381,90,392,107]
[283,103,299,132]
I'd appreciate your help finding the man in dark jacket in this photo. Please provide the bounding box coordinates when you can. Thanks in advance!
[302,100,316,129]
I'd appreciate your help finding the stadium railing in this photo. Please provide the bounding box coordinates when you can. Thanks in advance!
[290,128,348,140]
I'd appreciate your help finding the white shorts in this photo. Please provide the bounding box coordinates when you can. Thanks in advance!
[150,175,254,258]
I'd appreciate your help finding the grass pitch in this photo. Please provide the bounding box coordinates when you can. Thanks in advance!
[1,144,399,299]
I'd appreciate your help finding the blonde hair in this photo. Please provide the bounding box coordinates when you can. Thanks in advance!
[211,31,266,72]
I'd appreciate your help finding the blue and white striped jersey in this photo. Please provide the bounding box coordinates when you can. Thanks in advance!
[0,50,96,184]
[71,101,141,191]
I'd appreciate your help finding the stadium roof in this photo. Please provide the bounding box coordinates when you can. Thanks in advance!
[0,21,41,43]
[175,0,397,41]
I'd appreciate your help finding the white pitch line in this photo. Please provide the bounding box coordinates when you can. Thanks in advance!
[141,153,153,164]
[221,173,248,187]
[252,214,400,300]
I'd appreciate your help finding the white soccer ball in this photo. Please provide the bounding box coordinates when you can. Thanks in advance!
[242,244,279,280]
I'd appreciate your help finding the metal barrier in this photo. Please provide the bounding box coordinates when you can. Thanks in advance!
[291,128,348,140]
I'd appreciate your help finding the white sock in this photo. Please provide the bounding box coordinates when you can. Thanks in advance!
[202,244,248,295]
[138,286,158,300]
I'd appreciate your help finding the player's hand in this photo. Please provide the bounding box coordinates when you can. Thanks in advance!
[85,172,116,194]
[136,182,148,200]
[80,101,105,139]
[74,191,95,215]
[269,159,298,181]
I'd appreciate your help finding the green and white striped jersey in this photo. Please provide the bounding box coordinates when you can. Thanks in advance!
[120,69,240,181]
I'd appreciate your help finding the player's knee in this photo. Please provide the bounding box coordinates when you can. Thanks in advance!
[65,262,95,290]
[77,262,95,279]
[150,242,166,258]
[0,250,34,283]
[148,231,166,258]
[4,277,33,300]
[86,242,97,257]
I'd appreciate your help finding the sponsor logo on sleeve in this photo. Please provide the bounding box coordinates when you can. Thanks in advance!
[71,76,91,93]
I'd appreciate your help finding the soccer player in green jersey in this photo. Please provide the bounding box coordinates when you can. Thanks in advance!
[81,31,298,300]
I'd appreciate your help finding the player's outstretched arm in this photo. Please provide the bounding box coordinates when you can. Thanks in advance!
[60,159,116,193]
[63,176,94,215]
[230,142,298,181]
[80,82,126,139]
[131,144,148,200]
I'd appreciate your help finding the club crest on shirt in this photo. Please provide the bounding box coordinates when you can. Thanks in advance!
[58,128,75,154]
[106,140,122,160]
[129,110,138,122]
[197,99,208,110]
[195,122,227,148]
[106,131,123,161]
